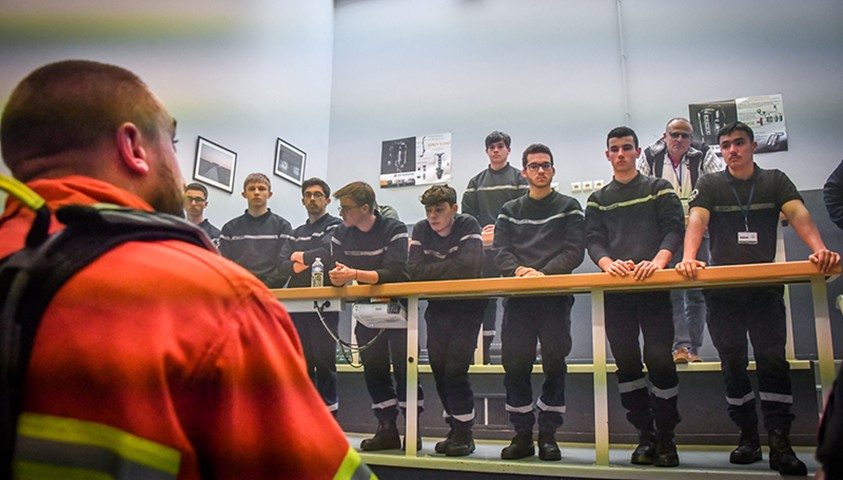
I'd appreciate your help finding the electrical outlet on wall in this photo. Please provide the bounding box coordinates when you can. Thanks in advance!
[594,179,604,189]
[582,181,593,192]
[571,182,582,193]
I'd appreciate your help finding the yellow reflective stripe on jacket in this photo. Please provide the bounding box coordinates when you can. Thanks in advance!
[14,413,180,480]
[333,447,378,480]
[15,461,113,480]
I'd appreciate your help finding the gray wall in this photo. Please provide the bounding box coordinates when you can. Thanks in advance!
[3,0,843,228]
[327,0,843,228]
[0,0,334,227]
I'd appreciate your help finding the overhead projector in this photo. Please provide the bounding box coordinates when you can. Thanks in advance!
[352,301,407,329]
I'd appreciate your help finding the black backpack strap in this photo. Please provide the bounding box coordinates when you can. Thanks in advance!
[1,203,214,475]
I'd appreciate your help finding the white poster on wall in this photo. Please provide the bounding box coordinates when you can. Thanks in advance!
[735,94,788,153]
[689,93,787,155]
[380,133,452,188]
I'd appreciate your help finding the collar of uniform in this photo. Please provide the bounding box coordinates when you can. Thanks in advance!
[610,171,642,189]
[487,163,513,174]
[244,208,274,221]
[724,162,761,184]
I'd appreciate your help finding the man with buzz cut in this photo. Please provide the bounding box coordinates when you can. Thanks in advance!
[493,143,584,461]
[409,184,486,457]
[638,117,724,364]
[586,126,685,468]
[677,121,840,476]
[463,130,530,364]
[0,59,374,480]
[278,177,343,415]
[183,182,221,245]
[219,172,291,288]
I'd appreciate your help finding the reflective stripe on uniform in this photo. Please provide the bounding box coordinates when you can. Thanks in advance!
[333,447,378,480]
[586,188,676,211]
[14,413,180,480]
[759,391,793,404]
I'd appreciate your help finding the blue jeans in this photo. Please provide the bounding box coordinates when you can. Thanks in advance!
[669,236,710,354]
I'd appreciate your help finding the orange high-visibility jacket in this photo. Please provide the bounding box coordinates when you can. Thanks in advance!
[1,176,373,480]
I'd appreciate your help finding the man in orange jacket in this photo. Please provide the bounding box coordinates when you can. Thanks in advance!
[0,60,375,480]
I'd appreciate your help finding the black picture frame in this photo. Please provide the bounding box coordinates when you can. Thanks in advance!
[193,136,237,193]
[274,137,307,186]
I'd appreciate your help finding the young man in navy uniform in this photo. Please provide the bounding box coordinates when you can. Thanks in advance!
[677,122,839,476]
[408,185,486,456]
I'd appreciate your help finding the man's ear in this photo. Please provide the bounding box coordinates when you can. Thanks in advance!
[115,122,150,175]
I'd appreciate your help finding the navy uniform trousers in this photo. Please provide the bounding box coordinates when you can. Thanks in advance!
[502,295,573,435]
[426,301,485,424]
[291,311,339,412]
[605,291,680,433]
[704,286,795,432]
[356,323,424,421]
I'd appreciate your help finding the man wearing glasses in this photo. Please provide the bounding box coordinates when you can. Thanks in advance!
[328,181,423,451]
[278,177,343,416]
[184,182,220,245]
[637,118,723,364]
[493,144,584,461]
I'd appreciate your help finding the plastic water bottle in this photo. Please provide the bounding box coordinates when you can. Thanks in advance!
[311,257,324,288]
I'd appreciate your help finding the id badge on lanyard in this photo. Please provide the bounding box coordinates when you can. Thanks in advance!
[732,183,758,245]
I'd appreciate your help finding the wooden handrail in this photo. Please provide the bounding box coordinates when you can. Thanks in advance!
[270,260,839,464]
[270,260,839,301]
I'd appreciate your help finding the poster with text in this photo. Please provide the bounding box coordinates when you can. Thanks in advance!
[736,94,788,153]
[689,94,786,156]
[380,133,452,188]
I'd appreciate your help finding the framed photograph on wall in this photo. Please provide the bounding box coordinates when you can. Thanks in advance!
[193,136,237,193]
[274,137,306,186]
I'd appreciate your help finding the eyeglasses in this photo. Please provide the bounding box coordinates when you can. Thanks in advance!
[525,162,553,172]
[668,132,691,139]
[303,191,325,199]
[338,204,362,214]
[185,196,206,204]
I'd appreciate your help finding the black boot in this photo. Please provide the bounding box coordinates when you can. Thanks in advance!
[445,429,475,457]
[730,427,762,464]
[500,432,534,460]
[631,430,656,465]
[537,431,562,461]
[768,429,807,476]
[435,418,454,454]
[360,419,401,451]
[653,430,679,467]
